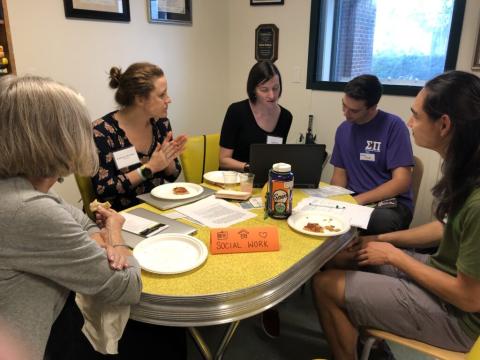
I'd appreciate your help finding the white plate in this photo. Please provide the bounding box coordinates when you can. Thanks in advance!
[133,233,208,274]
[287,211,351,237]
[151,182,204,200]
[203,171,240,185]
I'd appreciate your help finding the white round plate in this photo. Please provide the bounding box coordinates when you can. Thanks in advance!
[151,182,204,200]
[287,211,351,237]
[133,233,208,274]
[203,171,240,185]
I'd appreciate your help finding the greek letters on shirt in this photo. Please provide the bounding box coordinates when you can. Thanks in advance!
[360,140,381,162]
[365,140,381,152]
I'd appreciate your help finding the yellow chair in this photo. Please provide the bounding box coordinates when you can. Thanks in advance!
[180,134,220,184]
[74,174,95,220]
[360,329,479,360]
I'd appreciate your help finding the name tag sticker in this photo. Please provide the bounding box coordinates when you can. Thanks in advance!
[360,153,375,161]
[267,135,283,144]
[113,147,140,169]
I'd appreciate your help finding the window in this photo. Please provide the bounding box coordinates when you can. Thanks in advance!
[307,0,466,96]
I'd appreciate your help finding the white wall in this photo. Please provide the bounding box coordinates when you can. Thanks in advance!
[227,0,480,226]
[5,0,480,226]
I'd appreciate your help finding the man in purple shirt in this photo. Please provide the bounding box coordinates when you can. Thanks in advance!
[330,74,414,234]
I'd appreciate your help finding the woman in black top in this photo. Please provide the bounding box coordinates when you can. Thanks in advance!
[219,61,292,172]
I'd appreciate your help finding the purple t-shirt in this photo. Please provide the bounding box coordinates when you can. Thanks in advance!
[330,110,414,210]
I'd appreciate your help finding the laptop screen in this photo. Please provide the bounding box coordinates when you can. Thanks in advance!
[249,144,327,188]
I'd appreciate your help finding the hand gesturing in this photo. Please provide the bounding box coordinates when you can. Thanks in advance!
[148,132,187,173]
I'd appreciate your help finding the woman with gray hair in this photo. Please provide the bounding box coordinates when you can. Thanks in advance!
[0,75,142,359]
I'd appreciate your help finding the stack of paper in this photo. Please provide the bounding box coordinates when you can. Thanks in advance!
[175,195,257,228]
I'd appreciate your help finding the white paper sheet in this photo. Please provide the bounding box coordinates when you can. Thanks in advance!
[294,197,373,229]
[303,185,355,198]
[175,196,257,228]
[121,212,159,234]
[162,210,204,225]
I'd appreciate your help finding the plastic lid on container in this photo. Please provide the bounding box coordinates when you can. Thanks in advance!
[273,162,291,173]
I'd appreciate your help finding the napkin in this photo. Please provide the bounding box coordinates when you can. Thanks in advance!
[215,189,251,201]
[75,293,130,355]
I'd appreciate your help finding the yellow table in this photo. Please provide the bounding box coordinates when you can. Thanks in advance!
[127,188,356,360]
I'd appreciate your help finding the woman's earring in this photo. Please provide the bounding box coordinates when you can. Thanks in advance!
[57,177,64,183]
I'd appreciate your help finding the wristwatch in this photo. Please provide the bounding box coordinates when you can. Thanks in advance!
[243,163,250,173]
[139,165,154,180]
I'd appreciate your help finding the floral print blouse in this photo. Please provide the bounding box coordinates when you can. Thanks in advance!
[91,111,181,211]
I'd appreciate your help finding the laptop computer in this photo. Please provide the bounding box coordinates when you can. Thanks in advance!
[249,144,327,188]
[121,207,197,248]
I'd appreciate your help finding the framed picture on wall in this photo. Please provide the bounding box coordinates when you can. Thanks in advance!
[250,0,284,5]
[63,0,130,22]
[147,0,192,25]
[473,21,480,70]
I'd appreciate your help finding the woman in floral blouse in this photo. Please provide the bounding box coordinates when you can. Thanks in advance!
[92,62,187,211]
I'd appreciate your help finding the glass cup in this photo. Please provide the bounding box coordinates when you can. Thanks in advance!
[222,171,238,190]
[239,173,255,194]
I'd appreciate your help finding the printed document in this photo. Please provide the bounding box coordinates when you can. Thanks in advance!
[175,196,257,228]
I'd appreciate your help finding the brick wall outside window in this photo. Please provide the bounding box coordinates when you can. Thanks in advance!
[334,0,376,80]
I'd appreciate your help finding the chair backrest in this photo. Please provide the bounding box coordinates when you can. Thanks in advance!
[204,133,220,174]
[411,155,424,208]
[74,174,95,220]
[180,134,220,184]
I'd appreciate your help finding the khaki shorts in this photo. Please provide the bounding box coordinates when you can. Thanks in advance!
[344,251,475,352]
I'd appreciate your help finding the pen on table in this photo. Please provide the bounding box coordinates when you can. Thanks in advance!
[140,223,166,237]
[145,224,169,237]
[309,202,346,209]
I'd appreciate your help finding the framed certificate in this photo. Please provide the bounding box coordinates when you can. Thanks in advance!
[63,0,130,22]
[147,0,192,25]
[251,0,284,5]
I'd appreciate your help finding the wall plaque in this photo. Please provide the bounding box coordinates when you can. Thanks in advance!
[255,24,279,62]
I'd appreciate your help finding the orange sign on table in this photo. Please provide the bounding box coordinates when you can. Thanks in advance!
[210,226,279,254]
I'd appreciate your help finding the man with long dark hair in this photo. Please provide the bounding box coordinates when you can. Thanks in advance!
[314,71,480,359]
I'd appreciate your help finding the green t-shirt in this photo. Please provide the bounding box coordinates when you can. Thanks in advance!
[429,188,480,340]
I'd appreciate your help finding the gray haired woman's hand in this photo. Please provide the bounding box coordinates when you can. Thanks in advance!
[95,206,125,232]
[105,244,130,270]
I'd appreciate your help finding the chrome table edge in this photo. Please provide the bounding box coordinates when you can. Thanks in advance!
[130,228,356,326]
